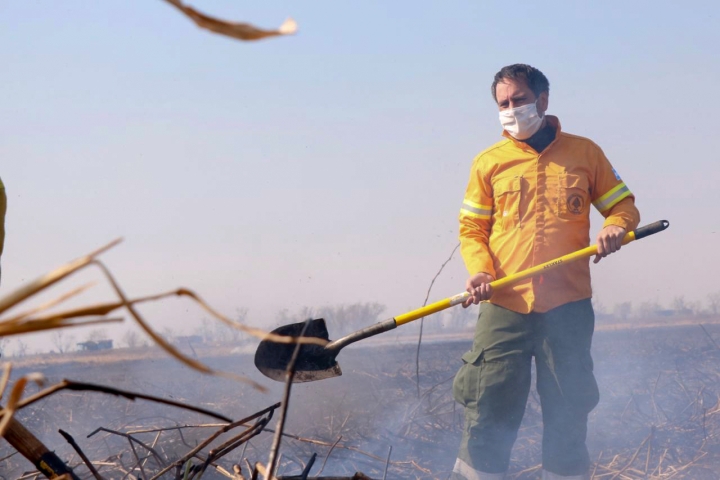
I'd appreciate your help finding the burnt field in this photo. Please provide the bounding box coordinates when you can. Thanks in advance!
[3,323,720,479]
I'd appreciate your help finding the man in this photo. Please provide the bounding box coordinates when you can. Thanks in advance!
[0,176,5,286]
[451,64,640,480]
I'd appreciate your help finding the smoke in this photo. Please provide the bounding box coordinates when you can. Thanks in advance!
[4,321,720,478]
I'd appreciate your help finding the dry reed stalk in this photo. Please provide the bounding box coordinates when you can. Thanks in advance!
[0,239,120,314]
[148,403,280,479]
[5,283,96,325]
[264,320,311,479]
[0,373,45,436]
[0,240,333,478]
[0,240,327,394]
[0,362,11,400]
[162,0,297,41]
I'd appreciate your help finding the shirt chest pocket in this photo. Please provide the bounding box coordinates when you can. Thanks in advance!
[493,177,522,230]
[557,173,590,219]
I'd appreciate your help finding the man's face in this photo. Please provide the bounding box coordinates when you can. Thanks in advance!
[495,77,548,115]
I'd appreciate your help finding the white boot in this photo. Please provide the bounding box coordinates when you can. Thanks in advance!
[541,470,589,480]
[452,458,506,480]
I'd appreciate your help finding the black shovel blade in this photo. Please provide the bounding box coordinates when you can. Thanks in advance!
[254,318,342,383]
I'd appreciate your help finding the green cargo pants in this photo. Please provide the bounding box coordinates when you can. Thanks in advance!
[451,299,599,479]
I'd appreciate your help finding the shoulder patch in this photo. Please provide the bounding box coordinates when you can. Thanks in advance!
[611,167,622,181]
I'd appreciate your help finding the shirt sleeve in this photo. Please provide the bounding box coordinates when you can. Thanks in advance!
[459,157,496,278]
[591,148,640,232]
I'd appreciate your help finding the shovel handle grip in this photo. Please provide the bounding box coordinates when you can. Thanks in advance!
[631,219,670,240]
[2,415,80,479]
[394,220,669,326]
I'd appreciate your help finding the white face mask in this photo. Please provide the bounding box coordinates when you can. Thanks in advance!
[498,101,543,140]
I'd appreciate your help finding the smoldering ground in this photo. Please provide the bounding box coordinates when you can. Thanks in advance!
[3,322,720,479]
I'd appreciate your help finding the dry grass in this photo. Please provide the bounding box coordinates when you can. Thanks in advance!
[0,240,329,478]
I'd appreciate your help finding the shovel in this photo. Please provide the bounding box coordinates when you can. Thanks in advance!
[255,220,669,383]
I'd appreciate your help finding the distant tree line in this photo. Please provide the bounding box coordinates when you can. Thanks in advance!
[595,291,720,322]
[11,292,717,357]
[273,301,480,336]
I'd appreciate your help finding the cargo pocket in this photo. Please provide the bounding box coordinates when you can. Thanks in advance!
[452,348,484,407]
[493,177,522,230]
[558,173,590,219]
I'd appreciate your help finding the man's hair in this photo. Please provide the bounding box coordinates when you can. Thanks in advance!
[491,64,550,102]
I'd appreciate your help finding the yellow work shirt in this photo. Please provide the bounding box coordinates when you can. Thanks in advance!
[459,116,640,313]
[0,176,5,257]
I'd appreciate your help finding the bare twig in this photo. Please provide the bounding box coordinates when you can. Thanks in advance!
[141,430,163,471]
[265,319,311,479]
[699,324,720,351]
[59,429,104,480]
[0,449,18,463]
[5,379,231,422]
[128,438,148,479]
[88,427,167,469]
[149,403,280,480]
[205,417,271,467]
[126,423,226,435]
[414,243,460,397]
[609,430,653,480]
[382,445,392,480]
[315,436,342,477]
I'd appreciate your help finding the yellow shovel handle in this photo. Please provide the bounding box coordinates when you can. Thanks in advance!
[394,220,669,326]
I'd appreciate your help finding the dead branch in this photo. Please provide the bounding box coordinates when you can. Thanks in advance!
[59,429,104,480]
[88,427,167,468]
[5,379,232,422]
[315,435,342,477]
[149,402,281,480]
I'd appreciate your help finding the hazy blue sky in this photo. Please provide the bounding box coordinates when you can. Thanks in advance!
[2,1,719,351]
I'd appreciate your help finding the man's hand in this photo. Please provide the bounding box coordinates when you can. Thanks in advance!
[462,272,495,307]
[594,225,627,264]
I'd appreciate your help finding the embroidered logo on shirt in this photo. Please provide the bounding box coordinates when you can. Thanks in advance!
[567,194,585,214]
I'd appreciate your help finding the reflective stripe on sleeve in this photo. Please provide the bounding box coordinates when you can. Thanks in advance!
[460,199,492,220]
[593,183,631,212]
